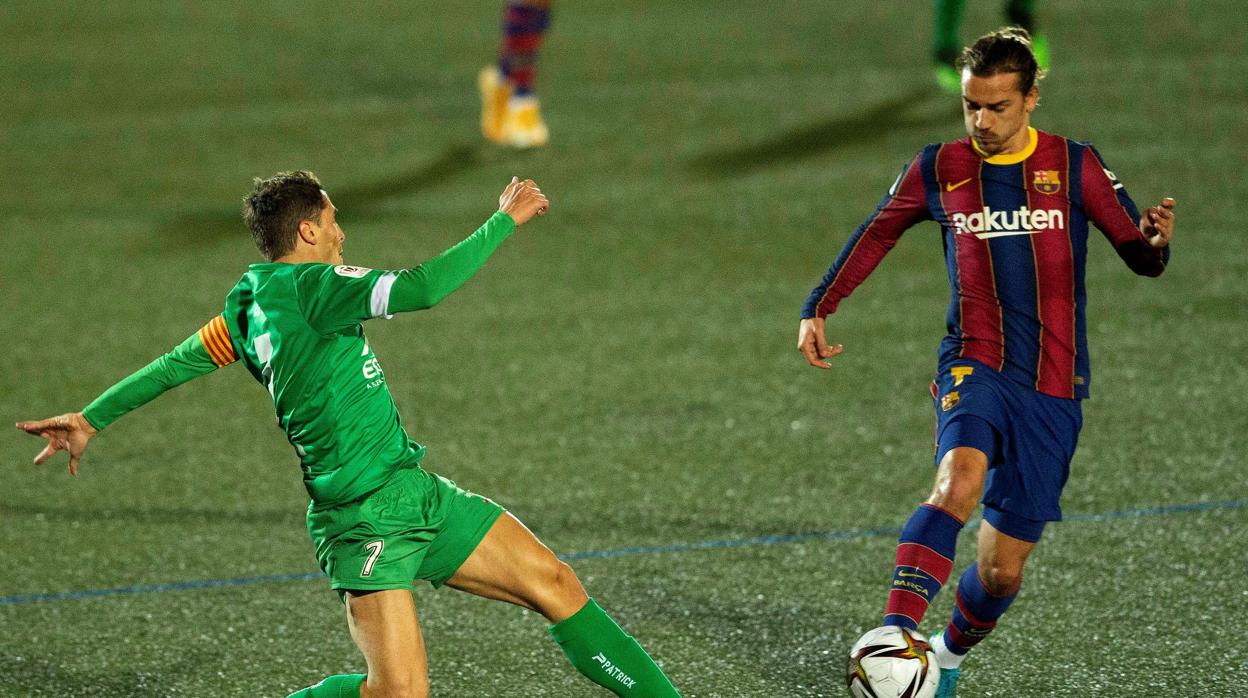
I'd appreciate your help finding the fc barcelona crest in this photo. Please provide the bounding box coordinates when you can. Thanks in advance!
[941,391,960,412]
[1033,170,1061,195]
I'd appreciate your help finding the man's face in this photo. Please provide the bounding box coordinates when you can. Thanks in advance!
[310,191,345,265]
[961,70,1038,155]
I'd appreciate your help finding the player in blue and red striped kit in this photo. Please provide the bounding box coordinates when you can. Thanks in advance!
[797,28,1175,697]
[480,0,553,148]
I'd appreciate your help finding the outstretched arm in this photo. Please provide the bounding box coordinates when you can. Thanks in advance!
[15,412,97,477]
[389,177,549,312]
[14,316,236,475]
[301,178,550,334]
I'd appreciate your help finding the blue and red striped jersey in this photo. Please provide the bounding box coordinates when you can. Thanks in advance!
[802,128,1169,399]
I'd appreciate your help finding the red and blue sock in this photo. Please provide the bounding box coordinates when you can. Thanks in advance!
[883,504,964,629]
[498,0,551,96]
[940,563,1017,658]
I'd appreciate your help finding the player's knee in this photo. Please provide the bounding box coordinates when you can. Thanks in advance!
[927,476,980,519]
[526,556,587,613]
[543,557,582,598]
[979,563,1023,597]
[929,450,987,518]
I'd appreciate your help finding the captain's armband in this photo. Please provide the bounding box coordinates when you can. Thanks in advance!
[198,314,238,367]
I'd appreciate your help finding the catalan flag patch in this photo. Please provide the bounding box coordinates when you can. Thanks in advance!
[198,314,238,367]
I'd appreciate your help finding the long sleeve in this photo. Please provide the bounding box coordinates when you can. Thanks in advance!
[802,156,931,318]
[298,211,519,335]
[1081,145,1169,277]
[387,210,517,312]
[82,316,237,431]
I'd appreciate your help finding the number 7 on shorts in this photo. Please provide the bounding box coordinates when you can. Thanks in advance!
[361,540,384,577]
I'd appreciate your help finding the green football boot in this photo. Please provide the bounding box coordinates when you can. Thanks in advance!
[934,63,961,94]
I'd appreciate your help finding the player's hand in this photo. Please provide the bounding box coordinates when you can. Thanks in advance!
[797,317,843,370]
[1139,197,1175,248]
[15,412,97,477]
[498,176,549,226]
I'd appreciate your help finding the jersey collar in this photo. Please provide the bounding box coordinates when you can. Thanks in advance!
[972,127,1037,165]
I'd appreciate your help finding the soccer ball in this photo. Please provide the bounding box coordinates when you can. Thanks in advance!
[846,625,940,698]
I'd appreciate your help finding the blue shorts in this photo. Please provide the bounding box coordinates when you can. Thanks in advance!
[931,360,1082,536]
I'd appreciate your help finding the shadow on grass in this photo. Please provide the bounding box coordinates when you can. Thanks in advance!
[0,501,300,527]
[155,143,482,246]
[686,87,951,177]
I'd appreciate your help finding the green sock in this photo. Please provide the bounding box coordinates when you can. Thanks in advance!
[549,599,681,697]
[933,0,966,65]
[285,674,365,698]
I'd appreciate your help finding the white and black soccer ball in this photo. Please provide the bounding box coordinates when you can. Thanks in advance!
[846,625,940,698]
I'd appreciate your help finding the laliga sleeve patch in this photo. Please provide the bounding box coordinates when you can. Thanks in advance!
[1102,167,1124,190]
[334,265,372,278]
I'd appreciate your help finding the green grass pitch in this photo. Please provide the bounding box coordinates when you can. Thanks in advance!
[2,1,1246,695]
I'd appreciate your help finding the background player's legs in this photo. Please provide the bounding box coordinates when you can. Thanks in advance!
[933,0,966,66]
[1004,0,1048,68]
[498,0,552,98]
[883,446,986,629]
[932,0,966,92]
[480,0,552,147]
[348,589,430,698]
[932,519,1036,669]
[447,512,681,696]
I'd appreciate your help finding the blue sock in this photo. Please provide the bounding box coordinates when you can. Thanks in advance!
[942,563,1017,656]
[883,504,964,629]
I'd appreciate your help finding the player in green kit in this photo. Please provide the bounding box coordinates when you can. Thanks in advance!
[17,172,681,698]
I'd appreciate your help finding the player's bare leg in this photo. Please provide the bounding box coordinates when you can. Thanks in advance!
[447,512,681,696]
[883,447,986,630]
[975,518,1034,597]
[346,589,430,698]
[447,512,586,621]
[927,446,988,520]
[286,589,426,698]
[929,476,1040,698]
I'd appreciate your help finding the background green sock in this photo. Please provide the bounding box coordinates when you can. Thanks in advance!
[549,599,681,697]
[933,0,966,64]
[285,673,365,698]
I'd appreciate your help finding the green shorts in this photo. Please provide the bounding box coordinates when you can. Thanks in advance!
[306,467,505,596]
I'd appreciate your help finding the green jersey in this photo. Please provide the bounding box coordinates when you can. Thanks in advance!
[223,261,420,506]
[83,210,517,508]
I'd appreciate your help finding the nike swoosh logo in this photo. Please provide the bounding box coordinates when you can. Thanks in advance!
[897,570,928,579]
[946,178,974,192]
